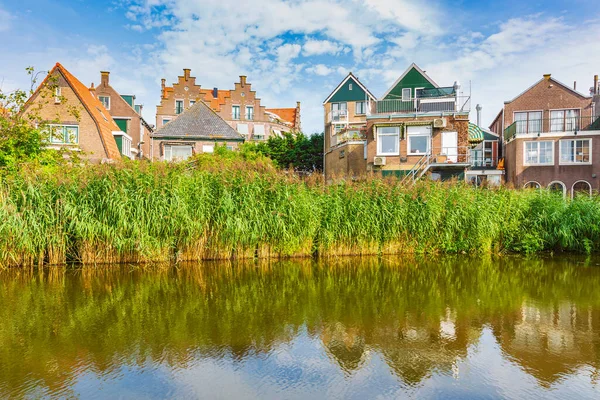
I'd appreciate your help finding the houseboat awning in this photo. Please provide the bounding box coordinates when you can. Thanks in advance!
[468,123,484,143]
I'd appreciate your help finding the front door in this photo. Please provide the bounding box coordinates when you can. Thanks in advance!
[441,131,458,162]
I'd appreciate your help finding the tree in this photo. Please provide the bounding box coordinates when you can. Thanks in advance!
[249,132,324,173]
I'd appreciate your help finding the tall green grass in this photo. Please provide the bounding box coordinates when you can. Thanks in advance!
[1,155,600,267]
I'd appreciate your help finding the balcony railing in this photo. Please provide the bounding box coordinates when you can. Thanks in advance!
[327,109,349,123]
[334,129,366,146]
[504,116,600,141]
[375,95,471,115]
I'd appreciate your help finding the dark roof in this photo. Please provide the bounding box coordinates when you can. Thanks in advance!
[152,101,243,140]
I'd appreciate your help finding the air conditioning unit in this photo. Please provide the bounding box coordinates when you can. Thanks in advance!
[433,118,447,128]
[374,156,386,166]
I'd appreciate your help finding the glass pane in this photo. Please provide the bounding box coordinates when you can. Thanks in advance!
[379,135,398,154]
[171,146,192,161]
[65,127,78,144]
[378,127,398,135]
[550,111,563,132]
[565,109,579,131]
[409,135,428,154]
[528,112,542,134]
[561,141,574,163]
[525,142,538,164]
[515,113,528,134]
[540,142,552,164]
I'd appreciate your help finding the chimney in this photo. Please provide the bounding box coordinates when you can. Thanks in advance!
[296,101,301,109]
[183,68,191,81]
[476,104,482,127]
[595,75,598,95]
[213,87,219,98]
[240,75,247,87]
[574,81,577,91]
[543,73,551,80]
[100,71,110,86]
[89,82,96,93]
[161,79,166,99]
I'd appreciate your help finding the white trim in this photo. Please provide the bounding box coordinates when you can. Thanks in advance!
[323,73,377,104]
[406,125,432,156]
[571,180,592,198]
[111,116,132,120]
[559,138,592,165]
[523,140,554,166]
[376,126,400,156]
[98,95,111,110]
[380,63,438,100]
[48,124,79,144]
[548,181,567,197]
[524,181,541,189]
[112,131,133,141]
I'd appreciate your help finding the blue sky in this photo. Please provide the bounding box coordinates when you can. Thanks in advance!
[1,0,599,134]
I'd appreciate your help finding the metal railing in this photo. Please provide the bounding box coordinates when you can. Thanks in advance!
[375,96,471,115]
[399,146,476,185]
[335,129,367,145]
[327,109,348,123]
[504,116,600,141]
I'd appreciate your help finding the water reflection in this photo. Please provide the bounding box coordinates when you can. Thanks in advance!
[1,256,599,398]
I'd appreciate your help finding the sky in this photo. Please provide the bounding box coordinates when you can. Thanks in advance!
[1,0,599,134]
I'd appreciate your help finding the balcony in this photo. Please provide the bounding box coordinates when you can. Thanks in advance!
[504,116,600,141]
[335,128,366,145]
[374,88,471,115]
[327,109,349,124]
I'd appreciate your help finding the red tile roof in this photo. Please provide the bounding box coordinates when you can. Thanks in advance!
[265,108,298,128]
[32,63,121,160]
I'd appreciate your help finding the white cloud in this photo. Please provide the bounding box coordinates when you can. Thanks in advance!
[0,8,13,32]
[306,64,335,76]
[303,40,345,56]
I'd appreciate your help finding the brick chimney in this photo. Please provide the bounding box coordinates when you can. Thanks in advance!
[183,68,191,81]
[100,71,110,86]
[240,75,247,87]
[161,79,166,99]
[89,82,96,94]
[213,87,219,98]
[595,75,598,95]
[543,73,551,80]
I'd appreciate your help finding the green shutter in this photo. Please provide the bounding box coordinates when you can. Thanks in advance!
[114,135,123,154]
[114,118,128,133]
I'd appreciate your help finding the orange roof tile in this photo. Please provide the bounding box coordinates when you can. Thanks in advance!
[32,63,121,161]
[265,108,298,128]
[199,89,230,112]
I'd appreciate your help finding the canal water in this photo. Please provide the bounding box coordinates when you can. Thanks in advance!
[1,256,599,399]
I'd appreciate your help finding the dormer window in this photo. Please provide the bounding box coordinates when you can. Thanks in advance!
[99,96,110,110]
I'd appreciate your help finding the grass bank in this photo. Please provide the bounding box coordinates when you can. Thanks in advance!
[2,154,600,267]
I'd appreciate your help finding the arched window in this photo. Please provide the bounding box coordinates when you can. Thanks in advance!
[524,181,541,189]
[572,180,592,198]
[548,181,566,197]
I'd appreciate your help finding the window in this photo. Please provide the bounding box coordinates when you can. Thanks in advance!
[162,119,171,126]
[202,145,214,153]
[254,124,265,140]
[560,139,591,164]
[572,181,592,198]
[121,136,132,159]
[407,125,431,155]
[355,101,366,115]
[548,181,566,197]
[524,181,541,189]
[349,83,353,90]
[232,105,241,120]
[514,111,542,134]
[245,106,254,120]
[376,126,400,155]
[331,102,347,121]
[524,141,553,165]
[54,87,61,103]
[226,145,234,151]
[99,96,110,110]
[550,109,579,132]
[164,145,192,161]
[237,123,248,135]
[402,88,411,101]
[189,100,196,107]
[49,125,79,144]
[175,100,184,114]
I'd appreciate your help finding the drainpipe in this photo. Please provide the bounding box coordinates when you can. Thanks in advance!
[476,104,482,127]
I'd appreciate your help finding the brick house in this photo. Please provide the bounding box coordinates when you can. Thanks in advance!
[151,100,244,161]
[92,71,153,159]
[156,69,300,142]
[22,63,121,163]
[490,73,600,197]
[324,64,482,181]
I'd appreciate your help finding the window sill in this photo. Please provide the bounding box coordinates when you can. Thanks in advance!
[523,163,554,167]
[559,162,592,166]
[376,153,399,157]
[407,152,431,156]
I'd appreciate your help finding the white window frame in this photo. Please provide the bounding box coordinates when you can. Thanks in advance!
[164,145,193,162]
[48,124,79,144]
[406,126,431,156]
[376,126,400,156]
[355,101,366,115]
[523,181,541,189]
[232,105,241,120]
[571,180,592,199]
[401,88,411,101]
[547,181,566,197]
[523,140,554,166]
[513,110,543,134]
[99,96,110,110]
[245,106,254,120]
[175,100,184,114]
[54,87,61,103]
[349,83,353,91]
[202,144,214,153]
[550,108,581,132]
[559,138,592,165]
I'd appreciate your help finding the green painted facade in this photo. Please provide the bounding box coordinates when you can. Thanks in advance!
[114,135,123,154]
[328,77,369,103]
[384,67,435,100]
[114,118,128,133]
[121,95,135,107]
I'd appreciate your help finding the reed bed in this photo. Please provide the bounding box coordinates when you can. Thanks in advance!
[1,156,600,267]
